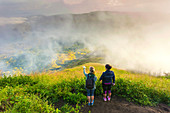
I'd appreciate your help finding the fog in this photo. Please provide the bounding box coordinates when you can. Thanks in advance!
[0,11,170,76]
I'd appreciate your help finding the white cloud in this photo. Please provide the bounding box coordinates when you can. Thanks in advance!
[63,0,84,5]
[0,17,27,25]
[107,0,123,6]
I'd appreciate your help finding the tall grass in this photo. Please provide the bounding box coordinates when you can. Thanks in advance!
[30,63,170,105]
[0,63,169,112]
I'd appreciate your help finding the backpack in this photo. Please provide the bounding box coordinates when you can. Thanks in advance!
[103,72,113,85]
[86,74,95,89]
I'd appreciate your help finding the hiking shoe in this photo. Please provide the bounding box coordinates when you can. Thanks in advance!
[107,96,111,101]
[103,97,107,102]
[88,102,91,106]
[91,100,94,106]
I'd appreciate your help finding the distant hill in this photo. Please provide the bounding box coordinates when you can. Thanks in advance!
[1,11,170,76]
[12,11,148,35]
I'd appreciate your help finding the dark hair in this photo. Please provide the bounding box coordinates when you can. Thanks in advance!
[105,64,112,70]
[89,66,95,74]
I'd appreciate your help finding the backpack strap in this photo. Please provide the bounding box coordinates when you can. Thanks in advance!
[87,74,89,79]
[88,73,94,79]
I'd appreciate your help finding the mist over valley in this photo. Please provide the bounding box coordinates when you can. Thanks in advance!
[0,11,170,76]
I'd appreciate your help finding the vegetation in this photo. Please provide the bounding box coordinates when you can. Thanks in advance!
[0,63,169,112]
[0,42,88,75]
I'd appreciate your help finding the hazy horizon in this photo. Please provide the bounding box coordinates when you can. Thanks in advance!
[1,0,170,17]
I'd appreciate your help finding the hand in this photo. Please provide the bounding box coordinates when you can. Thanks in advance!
[112,83,115,86]
[83,66,86,69]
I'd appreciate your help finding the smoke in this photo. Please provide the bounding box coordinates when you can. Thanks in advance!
[92,13,170,75]
[0,11,170,76]
[103,23,170,75]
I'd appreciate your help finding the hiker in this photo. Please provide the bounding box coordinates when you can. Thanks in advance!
[83,66,97,106]
[100,64,115,101]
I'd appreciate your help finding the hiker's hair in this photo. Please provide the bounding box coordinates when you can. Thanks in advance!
[105,64,112,70]
[89,66,95,74]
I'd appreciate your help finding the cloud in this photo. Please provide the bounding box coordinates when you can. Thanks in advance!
[0,0,170,18]
[63,0,84,5]
[107,0,124,6]
[0,17,27,25]
[0,0,69,17]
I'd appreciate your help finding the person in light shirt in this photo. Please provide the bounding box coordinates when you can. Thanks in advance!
[83,66,97,106]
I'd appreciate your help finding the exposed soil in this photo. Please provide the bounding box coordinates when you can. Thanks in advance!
[80,96,170,113]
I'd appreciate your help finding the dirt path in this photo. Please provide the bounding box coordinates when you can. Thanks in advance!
[80,96,170,113]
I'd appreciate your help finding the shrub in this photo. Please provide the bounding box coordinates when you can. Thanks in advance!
[60,104,80,113]
[112,78,170,106]
[0,75,38,88]
[7,94,56,113]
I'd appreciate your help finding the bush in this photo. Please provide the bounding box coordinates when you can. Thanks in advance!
[60,104,80,113]
[112,78,170,106]
[0,75,38,88]
[63,92,87,104]
[7,94,56,113]
[1,63,170,113]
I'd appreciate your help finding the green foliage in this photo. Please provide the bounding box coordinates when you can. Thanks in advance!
[63,41,84,53]
[0,86,24,112]
[0,63,170,113]
[0,86,57,113]
[111,78,170,106]
[157,75,170,79]
[63,57,103,69]
[63,92,87,104]
[8,94,56,113]
[0,75,38,88]
[60,104,80,113]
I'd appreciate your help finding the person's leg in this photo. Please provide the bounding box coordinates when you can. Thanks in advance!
[102,85,107,101]
[103,92,107,98]
[107,85,112,101]
[87,89,91,105]
[108,91,111,97]
[91,96,94,102]
[90,89,95,104]
[87,96,90,103]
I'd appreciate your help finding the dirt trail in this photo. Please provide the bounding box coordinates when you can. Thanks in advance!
[80,96,170,113]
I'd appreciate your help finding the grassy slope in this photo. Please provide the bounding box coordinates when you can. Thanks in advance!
[0,63,170,112]
[39,63,169,93]
[31,63,170,105]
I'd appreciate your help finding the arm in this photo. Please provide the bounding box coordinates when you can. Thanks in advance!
[94,76,97,82]
[100,72,104,81]
[83,67,88,77]
[112,72,115,85]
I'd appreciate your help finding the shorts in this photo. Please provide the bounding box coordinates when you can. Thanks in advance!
[86,89,95,96]
[102,84,112,94]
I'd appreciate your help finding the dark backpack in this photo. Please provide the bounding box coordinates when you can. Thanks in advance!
[103,72,113,84]
[86,74,95,89]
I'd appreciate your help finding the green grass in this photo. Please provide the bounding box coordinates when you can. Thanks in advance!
[0,63,170,112]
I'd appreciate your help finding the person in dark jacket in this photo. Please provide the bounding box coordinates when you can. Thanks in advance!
[100,64,115,101]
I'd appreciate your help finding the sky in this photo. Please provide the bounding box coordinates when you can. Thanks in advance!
[0,0,170,17]
[0,0,170,25]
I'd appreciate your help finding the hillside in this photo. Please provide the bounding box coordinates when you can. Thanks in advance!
[1,11,170,76]
[0,63,169,113]
[0,11,156,76]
